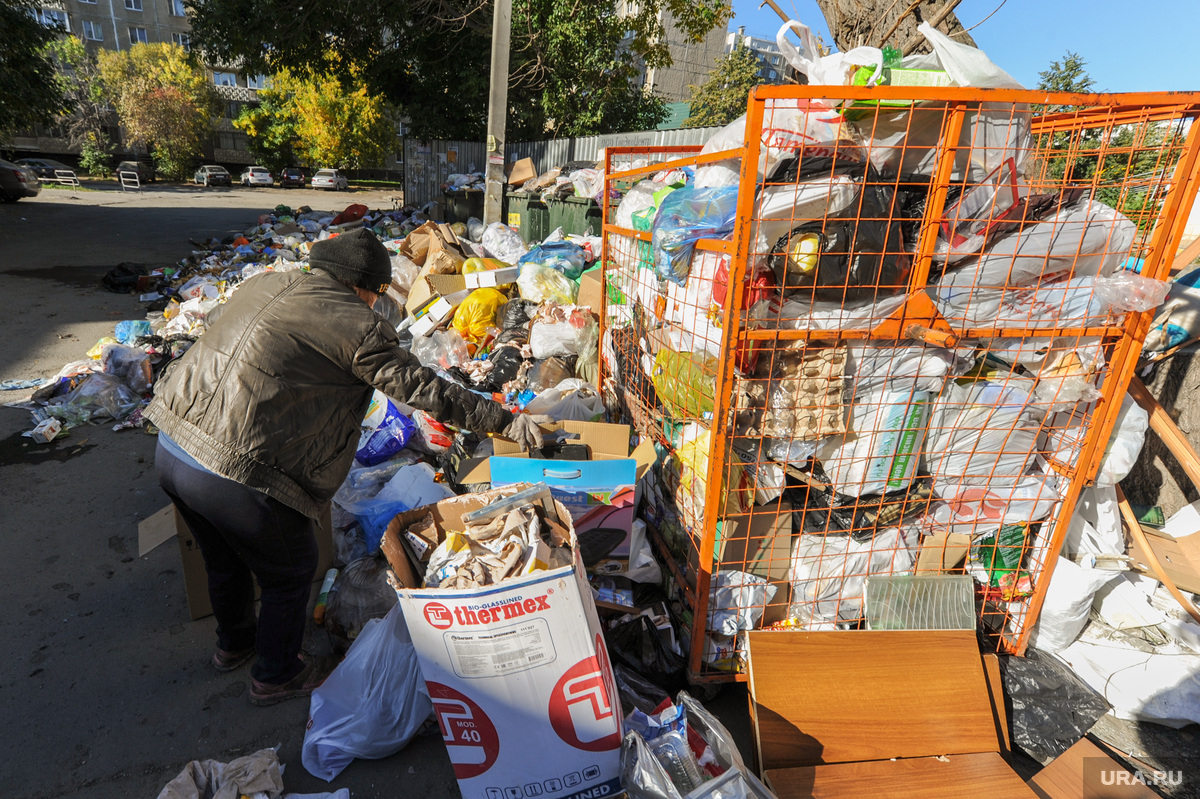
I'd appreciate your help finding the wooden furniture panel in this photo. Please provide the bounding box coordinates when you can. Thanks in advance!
[1028,738,1159,799]
[765,752,1040,799]
[982,652,1012,762]
[747,630,1000,770]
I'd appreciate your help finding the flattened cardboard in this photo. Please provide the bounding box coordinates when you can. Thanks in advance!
[577,267,604,315]
[693,501,794,627]
[139,504,177,556]
[916,531,972,574]
[176,505,334,620]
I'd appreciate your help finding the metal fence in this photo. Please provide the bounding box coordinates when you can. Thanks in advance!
[506,126,720,174]
[402,138,487,209]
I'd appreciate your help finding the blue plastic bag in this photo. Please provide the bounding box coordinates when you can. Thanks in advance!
[517,240,588,281]
[651,186,739,285]
[114,319,153,345]
[355,394,416,466]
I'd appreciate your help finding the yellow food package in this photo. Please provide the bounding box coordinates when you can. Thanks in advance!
[87,336,119,359]
[462,257,513,289]
[452,287,507,344]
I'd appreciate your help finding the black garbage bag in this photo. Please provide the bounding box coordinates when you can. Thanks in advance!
[475,345,526,393]
[101,262,150,293]
[614,664,672,717]
[999,650,1111,763]
[799,479,934,543]
[606,615,687,695]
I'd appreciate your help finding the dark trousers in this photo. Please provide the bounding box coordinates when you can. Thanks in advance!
[156,440,318,684]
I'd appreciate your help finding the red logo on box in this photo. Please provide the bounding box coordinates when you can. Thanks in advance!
[424,602,454,629]
[429,682,500,779]
[548,655,621,752]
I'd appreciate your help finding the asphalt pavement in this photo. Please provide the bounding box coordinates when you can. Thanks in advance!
[0,180,753,799]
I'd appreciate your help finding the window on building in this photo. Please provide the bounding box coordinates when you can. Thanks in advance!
[213,71,237,87]
[245,74,269,90]
[39,8,69,29]
[78,0,97,4]
[225,101,241,119]
[82,19,102,39]
[171,32,189,50]
[129,26,147,43]
[771,55,780,65]
[769,69,777,80]
[169,0,185,15]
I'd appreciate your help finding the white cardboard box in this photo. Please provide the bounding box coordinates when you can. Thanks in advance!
[394,493,622,799]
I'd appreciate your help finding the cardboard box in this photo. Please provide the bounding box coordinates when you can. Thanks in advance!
[915,531,971,574]
[462,266,519,291]
[387,486,623,799]
[576,267,604,316]
[406,273,470,337]
[507,157,537,187]
[714,501,794,626]
[461,421,655,572]
[175,504,334,620]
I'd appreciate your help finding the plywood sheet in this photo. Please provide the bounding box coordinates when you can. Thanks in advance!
[1027,737,1159,799]
[765,752,1039,799]
[747,630,999,770]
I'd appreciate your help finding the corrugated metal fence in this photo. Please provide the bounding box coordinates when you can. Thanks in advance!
[507,127,720,174]
[402,127,721,209]
[402,138,487,209]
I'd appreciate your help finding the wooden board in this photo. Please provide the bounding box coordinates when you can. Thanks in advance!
[982,653,1011,762]
[765,752,1039,799]
[1027,737,1159,799]
[747,630,1000,771]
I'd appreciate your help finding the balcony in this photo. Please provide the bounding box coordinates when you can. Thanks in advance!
[214,84,256,102]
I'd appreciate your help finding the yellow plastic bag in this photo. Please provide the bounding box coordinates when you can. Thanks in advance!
[87,337,119,359]
[671,430,750,528]
[462,257,514,290]
[452,288,507,344]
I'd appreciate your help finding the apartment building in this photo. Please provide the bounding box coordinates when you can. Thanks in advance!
[725,26,795,84]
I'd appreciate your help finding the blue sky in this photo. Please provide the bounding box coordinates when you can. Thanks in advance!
[729,0,1200,92]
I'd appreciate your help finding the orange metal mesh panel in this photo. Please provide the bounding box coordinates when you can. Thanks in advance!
[601,88,1200,682]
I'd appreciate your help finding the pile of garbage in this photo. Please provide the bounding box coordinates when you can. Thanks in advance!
[507,157,607,204]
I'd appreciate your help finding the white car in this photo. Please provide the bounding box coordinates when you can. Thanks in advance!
[240,166,273,187]
[311,169,348,191]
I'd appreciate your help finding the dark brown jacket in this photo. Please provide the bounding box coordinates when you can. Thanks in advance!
[145,269,511,517]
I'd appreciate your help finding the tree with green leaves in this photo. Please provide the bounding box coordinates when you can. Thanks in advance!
[46,36,114,170]
[0,0,72,145]
[184,0,728,140]
[96,43,220,180]
[682,43,765,128]
[235,69,397,170]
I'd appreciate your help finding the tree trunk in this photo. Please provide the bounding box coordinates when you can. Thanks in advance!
[812,0,976,55]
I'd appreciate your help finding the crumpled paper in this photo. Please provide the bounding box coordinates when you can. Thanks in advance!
[156,748,284,799]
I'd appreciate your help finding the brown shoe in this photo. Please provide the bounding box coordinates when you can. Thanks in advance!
[212,646,256,672]
[249,657,331,706]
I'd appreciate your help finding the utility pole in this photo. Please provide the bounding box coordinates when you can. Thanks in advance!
[483,0,512,225]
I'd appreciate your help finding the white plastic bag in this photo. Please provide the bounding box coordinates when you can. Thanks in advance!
[1044,394,1149,486]
[707,570,776,636]
[1058,635,1200,727]
[816,388,931,497]
[923,473,1060,539]
[845,342,958,399]
[775,20,883,87]
[522,378,605,421]
[481,222,528,264]
[1027,557,1118,653]
[624,520,663,584]
[788,527,915,629]
[529,310,598,360]
[302,606,432,781]
[926,379,1041,489]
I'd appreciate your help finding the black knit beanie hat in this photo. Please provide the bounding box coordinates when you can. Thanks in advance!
[309,227,393,294]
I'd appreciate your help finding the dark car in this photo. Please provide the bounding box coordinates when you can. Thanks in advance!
[194,165,232,187]
[279,167,306,188]
[0,159,41,202]
[16,157,74,180]
[116,160,155,183]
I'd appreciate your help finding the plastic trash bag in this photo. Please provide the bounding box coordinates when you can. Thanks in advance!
[615,663,671,717]
[452,287,506,344]
[522,379,605,422]
[100,344,153,394]
[355,391,416,466]
[926,378,1041,490]
[410,329,470,371]
[788,527,916,629]
[390,253,419,298]
[671,430,751,529]
[526,356,576,395]
[998,651,1110,763]
[1027,557,1118,653]
[481,222,527,264]
[816,388,931,498]
[921,473,1060,540]
[707,571,776,636]
[156,748,283,799]
[302,606,432,781]
[652,349,718,420]
[324,554,399,646]
[519,240,588,281]
[333,462,453,551]
[845,342,958,399]
[622,730,684,799]
[115,319,153,345]
[1044,394,1149,486]
[45,372,142,426]
[518,261,578,305]
[530,306,598,360]
[607,615,687,693]
[616,181,667,228]
[652,187,740,285]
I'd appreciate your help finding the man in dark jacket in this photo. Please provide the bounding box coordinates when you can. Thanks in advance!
[146,227,537,705]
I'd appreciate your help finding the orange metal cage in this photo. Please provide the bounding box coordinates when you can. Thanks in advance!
[600,86,1200,683]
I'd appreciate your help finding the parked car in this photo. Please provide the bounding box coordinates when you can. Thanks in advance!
[311,168,349,191]
[194,165,232,187]
[239,166,273,187]
[278,166,306,188]
[116,160,154,183]
[15,158,74,180]
[0,159,40,202]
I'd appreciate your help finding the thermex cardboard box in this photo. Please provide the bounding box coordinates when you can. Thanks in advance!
[175,505,334,620]
[385,486,623,799]
[458,421,655,573]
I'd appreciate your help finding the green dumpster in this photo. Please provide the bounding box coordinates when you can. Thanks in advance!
[443,189,508,224]
[546,196,603,237]
[506,192,550,245]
